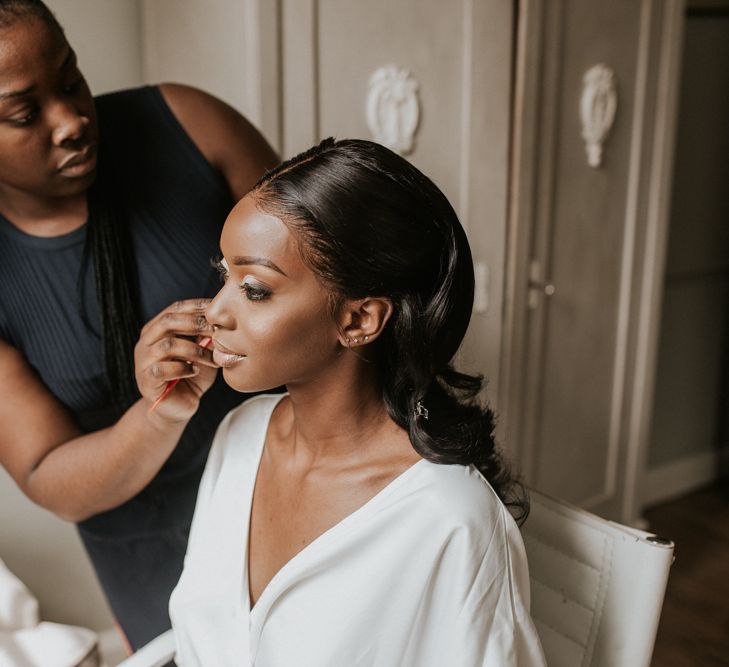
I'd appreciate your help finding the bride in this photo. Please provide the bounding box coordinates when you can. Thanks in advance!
[138,137,546,666]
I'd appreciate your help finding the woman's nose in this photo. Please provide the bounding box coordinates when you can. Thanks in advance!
[50,101,90,146]
[205,287,235,331]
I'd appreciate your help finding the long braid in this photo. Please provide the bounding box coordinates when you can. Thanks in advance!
[85,175,141,406]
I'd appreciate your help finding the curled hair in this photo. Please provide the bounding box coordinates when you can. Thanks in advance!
[254,138,527,522]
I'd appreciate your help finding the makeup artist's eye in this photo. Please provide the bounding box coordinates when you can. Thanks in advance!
[240,280,271,302]
[211,257,229,282]
[10,107,38,127]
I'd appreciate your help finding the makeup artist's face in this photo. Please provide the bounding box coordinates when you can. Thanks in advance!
[0,17,97,204]
[206,194,342,393]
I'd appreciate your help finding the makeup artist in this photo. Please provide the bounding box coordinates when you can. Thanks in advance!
[0,0,277,651]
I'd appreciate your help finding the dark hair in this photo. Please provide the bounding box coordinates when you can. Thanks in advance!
[254,138,527,522]
[0,0,60,29]
[1,0,141,405]
[82,166,141,406]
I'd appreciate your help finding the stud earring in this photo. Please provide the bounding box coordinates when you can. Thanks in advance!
[353,337,360,344]
[364,335,370,342]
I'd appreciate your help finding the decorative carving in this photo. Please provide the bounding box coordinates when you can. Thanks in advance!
[580,64,617,168]
[366,65,420,155]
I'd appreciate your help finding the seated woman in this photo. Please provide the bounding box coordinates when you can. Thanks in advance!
[139,138,546,666]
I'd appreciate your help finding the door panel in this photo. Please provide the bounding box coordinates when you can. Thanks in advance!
[505,0,684,519]
[280,0,514,404]
[536,2,643,502]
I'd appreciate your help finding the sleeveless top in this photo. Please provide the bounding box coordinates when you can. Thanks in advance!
[0,86,246,537]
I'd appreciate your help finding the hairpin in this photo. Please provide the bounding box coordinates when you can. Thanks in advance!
[415,401,429,420]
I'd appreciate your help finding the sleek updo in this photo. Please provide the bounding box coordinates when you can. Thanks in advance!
[254,138,527,521]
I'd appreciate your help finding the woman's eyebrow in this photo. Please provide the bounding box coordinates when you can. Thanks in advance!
[0,86,33,101]
[230,255,287,277]
[0,51,76,102]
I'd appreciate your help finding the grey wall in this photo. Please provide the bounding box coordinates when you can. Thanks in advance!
[141,0,251,116]
[50,0,143,94]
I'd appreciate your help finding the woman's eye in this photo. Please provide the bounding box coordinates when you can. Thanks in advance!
[240,281,271,302]
[11,109,37,127]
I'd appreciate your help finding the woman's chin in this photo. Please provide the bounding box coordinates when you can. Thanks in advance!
[221,369,280,395]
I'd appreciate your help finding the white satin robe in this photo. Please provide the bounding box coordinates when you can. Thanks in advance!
[169,394,546,666]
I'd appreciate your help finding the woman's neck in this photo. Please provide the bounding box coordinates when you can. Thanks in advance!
[0,189,88,237]
[277,365,407,467]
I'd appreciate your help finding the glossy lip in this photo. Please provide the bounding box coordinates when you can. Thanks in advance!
[212,338,246,368]
[58,143,97,175]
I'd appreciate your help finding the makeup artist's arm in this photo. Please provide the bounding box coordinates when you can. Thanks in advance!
[0,300,216,522]
[158,83,279,200]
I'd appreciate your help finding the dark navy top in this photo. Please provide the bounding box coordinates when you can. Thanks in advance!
[0,86,247,647]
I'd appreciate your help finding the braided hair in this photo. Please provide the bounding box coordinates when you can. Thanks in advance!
[253,138,528,522]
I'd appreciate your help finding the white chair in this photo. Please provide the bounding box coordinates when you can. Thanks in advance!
[521,489,674,667]
[113,630,174,667]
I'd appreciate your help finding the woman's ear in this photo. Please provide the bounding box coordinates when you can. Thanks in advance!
[337,297,393,347]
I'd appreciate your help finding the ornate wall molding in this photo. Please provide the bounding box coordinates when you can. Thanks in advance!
[366,65,420,155]
[580,63,618,168]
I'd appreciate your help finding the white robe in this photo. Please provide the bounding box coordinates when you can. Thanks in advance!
[170,394,546,666]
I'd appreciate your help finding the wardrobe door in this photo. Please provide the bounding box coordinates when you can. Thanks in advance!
[502,0,684,521]
[278,0,514,402]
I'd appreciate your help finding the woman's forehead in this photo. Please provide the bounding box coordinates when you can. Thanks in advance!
[222,195,302,269]
[0,17,67,81]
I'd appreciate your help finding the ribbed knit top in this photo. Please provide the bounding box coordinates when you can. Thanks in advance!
[0,86,245,535]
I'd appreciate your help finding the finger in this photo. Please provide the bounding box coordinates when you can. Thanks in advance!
[142,360,200,392]
[151,337,218,368]
[140,299,212,337]
[141,311,214,344]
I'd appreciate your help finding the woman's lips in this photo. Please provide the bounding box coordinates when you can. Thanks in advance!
[212,340,246,368]
[58,144,97,177]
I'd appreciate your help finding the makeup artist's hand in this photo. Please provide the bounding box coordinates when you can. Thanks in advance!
[135,299,219,423]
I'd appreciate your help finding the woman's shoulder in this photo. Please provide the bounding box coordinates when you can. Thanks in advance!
[418,461,504,511]
[412,461,520,544]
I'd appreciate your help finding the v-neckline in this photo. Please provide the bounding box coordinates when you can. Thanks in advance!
[241,396,427,617]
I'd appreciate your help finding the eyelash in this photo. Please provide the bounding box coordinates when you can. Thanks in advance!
[212,257,228,282]
[240,282,271,302]
[11,107,38,127]
[211,258,272,302]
